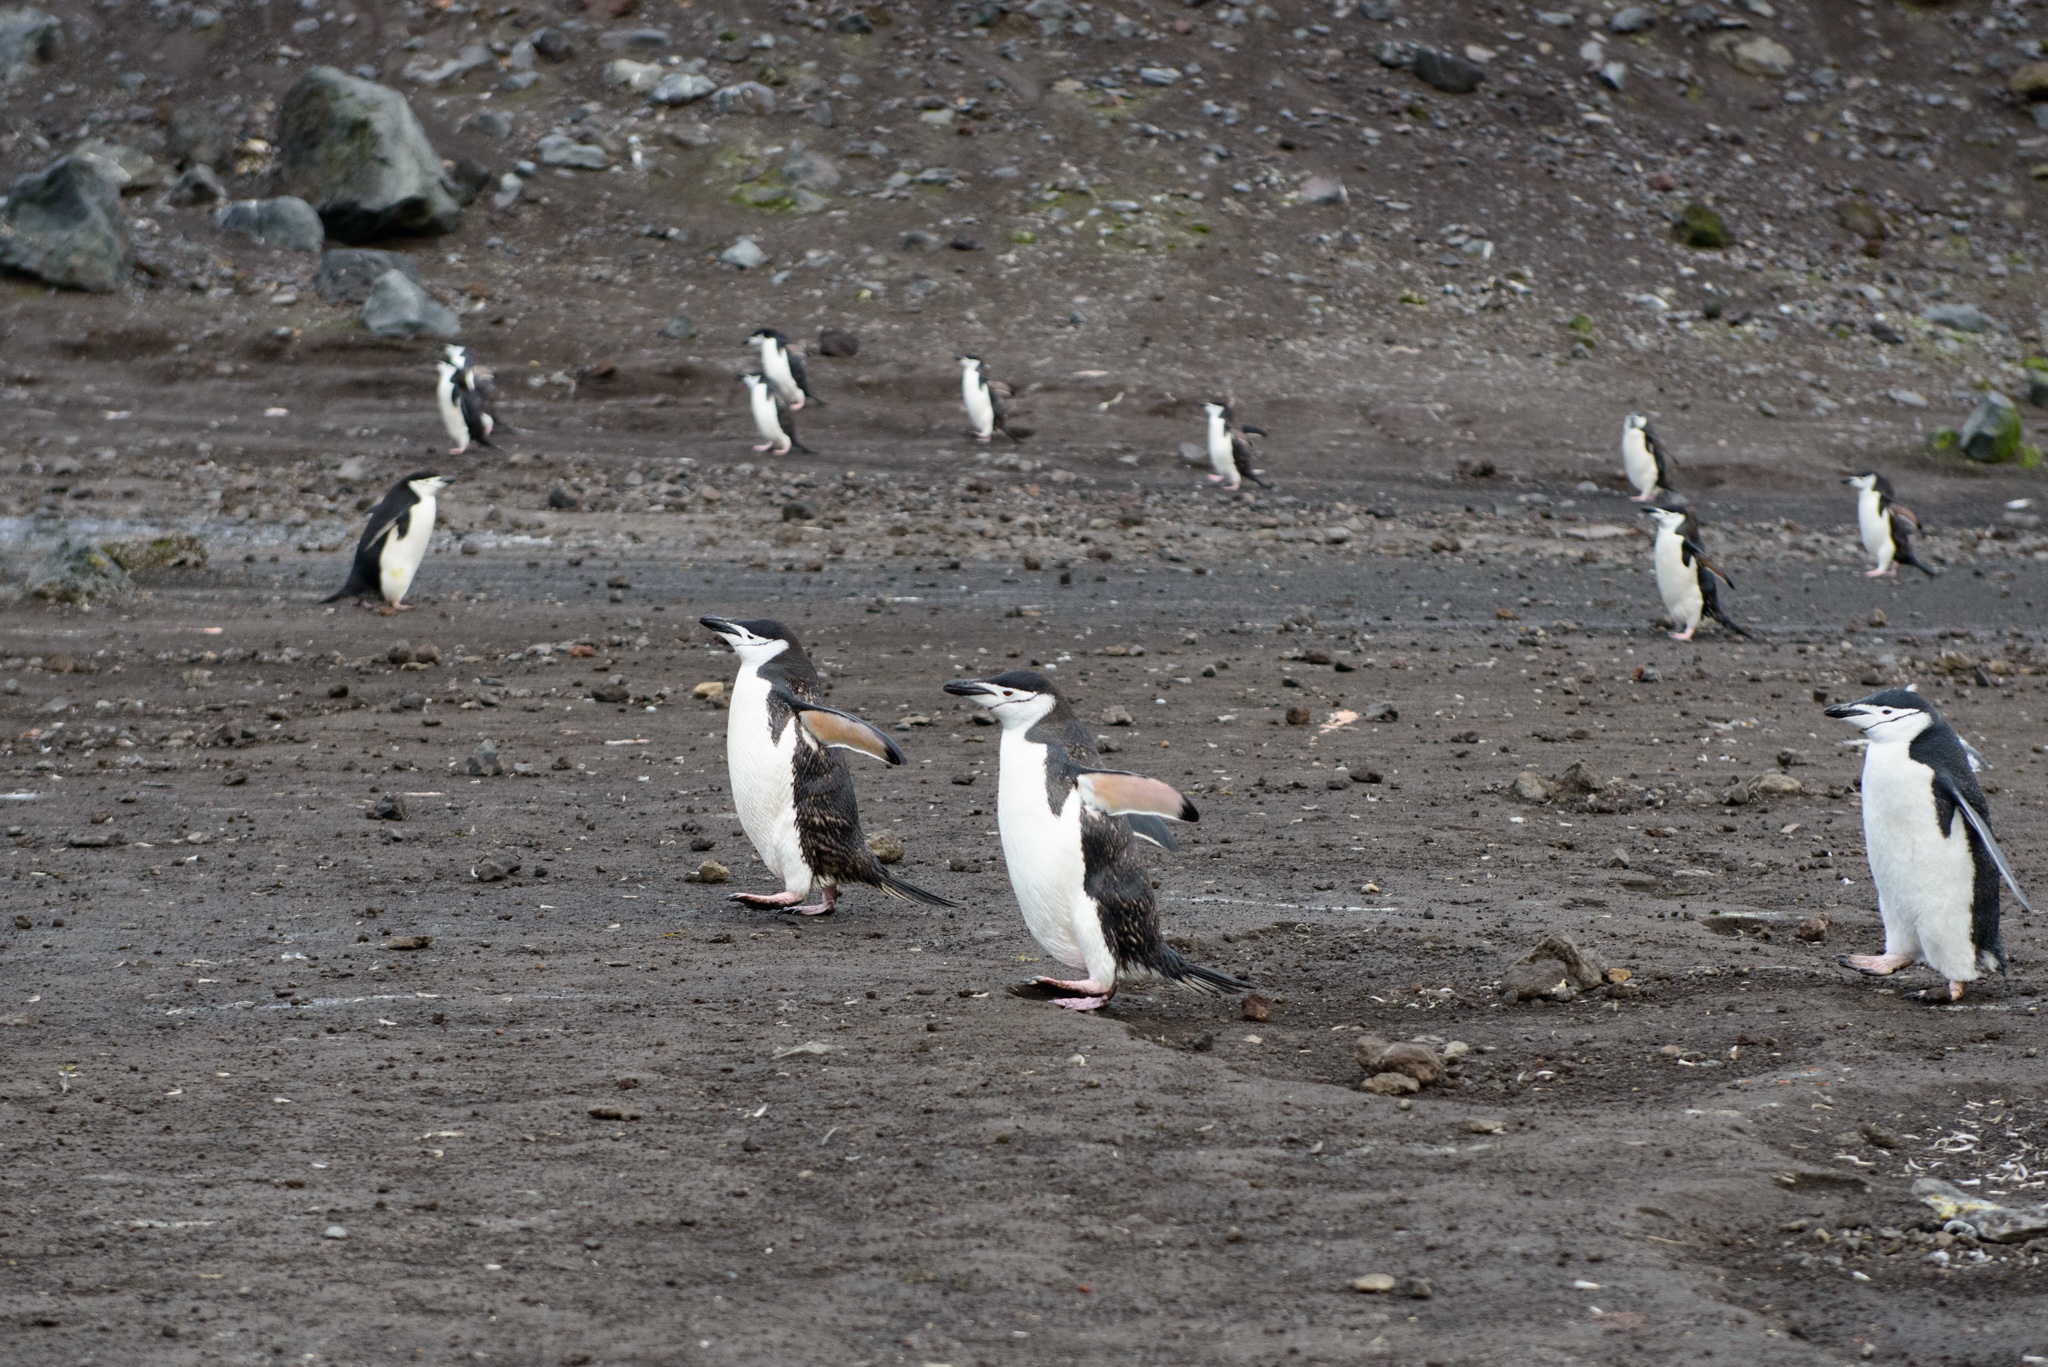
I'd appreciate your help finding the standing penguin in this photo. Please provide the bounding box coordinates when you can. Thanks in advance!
[1201,401,1271,492]
[741,373,813,455]
[942,671,1250,1011]
[435,358,494,456]
[1825,689,2027,1001]
[748,328,818,410]
[702,617,951,916]
[322,472,450,613]
[1621,413,1676,503]
[1845,473,1935,578]
[959,354,1021,444]
[1642,505,1750,641]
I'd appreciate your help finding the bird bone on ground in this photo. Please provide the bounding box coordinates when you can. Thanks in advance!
[3,0,2048,1360]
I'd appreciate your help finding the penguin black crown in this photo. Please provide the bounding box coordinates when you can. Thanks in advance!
[703,615,950,916]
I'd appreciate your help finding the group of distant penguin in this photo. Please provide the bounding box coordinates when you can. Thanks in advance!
[309,352,2027,1012]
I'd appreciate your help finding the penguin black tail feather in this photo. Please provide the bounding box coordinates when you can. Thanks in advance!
[1155,944,1252,995]
[321,575,371,605]
[875,870,957,908]
[792,438,816,455]
[1902,551,1937,578]
[1711,607,1753,640]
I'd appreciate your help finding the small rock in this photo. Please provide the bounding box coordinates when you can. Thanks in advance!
[817,327,859,358]
[692,680,726,706]
[383,934,431,950]
[1298,175,1347,206]
[603,58,664,94]
[0,7,60,87]
[592,676,630,705]
[323,1225,348,1239]
[1350,1273,1398,1293]
[651,71,717,105]
[1138,66,1181,86]
[1753,772,1803,797]
[471,850,522,882]
[361,269,460,338]
[2011,61,2048,102]
[1609,5,1656,33]
[711,81,777,116]
[1796,914,1830,943]
[530,27,575,61]
[1510,771,1553,803]
[1959,391,2023,464]
[1412,48,1485,94]
[216,196,326,251]
[1285,706,1312,726]
[1401,1277,1434,1300]
[1240,993,1270,1023]
[1913,1178,2048,1243]
[1721,34,1794,79]
[660,312,698,341]
[1674,202,1729,249]
[720,236,768,269]
[537,133,609,170]
[1362,1071,1421,1095]
[1362,701,1398,722]
[367,793,407,821]
[466,739,504,777]
[866,832,905,864]
[1605,848,1630,869]
[1466,1116,1505,1134]
[163,164,228,208]
[1101,704,1134,727]
[314,247,421,303]
[1925,303,1991,335]
[1838,199,1887,243]
[692,859,730,885]
[466,110,514,139]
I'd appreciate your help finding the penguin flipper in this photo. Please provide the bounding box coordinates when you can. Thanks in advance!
[1941,775,2034,914]
[1687,543,1735,590]
[789,351,820,403]
[1644,426,1676,490]
[1075,770,1199,824]
[1124,814,1179,852]
[1240,424,1269,438]
[795,704,905,765]
[459,388,494,447]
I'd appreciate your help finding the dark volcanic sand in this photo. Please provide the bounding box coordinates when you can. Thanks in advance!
[2,546,2044,1366]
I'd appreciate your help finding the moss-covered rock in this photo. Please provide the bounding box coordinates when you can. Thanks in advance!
[25,540,135,605]
[1674,203,1729,249]
[1959,391,2023,463]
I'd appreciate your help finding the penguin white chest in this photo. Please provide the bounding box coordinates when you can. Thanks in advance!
[1205,417,1236,478]
[379,497,436,605]
[1652,531,1702,629]
[1859,742,1976,971]
[1857,491,1891,563]
[963,373,995,435]
[760,343,799,403]
[996,734,1089,969]
[1622,428,1655,492]
[726,671,809,890]
[748,386,785,442]
[435,376,467,447]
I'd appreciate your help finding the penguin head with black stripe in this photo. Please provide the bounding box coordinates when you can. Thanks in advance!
[1843,472,1893,496]
[747,327,791,347]
[1202,400,1231,423]
[943,670,1059,729]
[1824,688,1935,744]
[700,615,795,666]
[1623,412,1648,435]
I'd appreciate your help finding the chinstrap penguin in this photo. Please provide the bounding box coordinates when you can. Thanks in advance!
[1621,413,1675,503]
[1201,401,1271,491]
[322,472,450,613]
[1845,473,1935,579]
[1825,689,2027,1001]
[748,328,818,410]
[742,372,813,455]
[1643,505,1750,641]
[703,617,951,916]
[435,347,495,455]
[958,354,1020,444]
[943,671,1251,1011]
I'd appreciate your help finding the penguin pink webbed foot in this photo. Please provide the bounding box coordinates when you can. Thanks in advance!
[1863,566,1896,578]
[785,887,838,917]
[1669,627,1695,642]
[1839,952,1914,976]
[1036,975,1114,1011]
[752,443,774,453]
[730,890,805,908]
[1631,490,1656,503]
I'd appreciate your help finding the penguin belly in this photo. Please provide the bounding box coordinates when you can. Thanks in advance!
[1857,493,1893,571]
[761,344,800,404]
[1622,431,1655,494]
[379,499,436,605]
[726,673,813,895]
[749,389,786,448]
[1860,745,1981,981]
[1206,427,1237,483]
[436,380,468,450]
[995,737,1093,971]
[963,377,995,437]
[1652,533,1703,632]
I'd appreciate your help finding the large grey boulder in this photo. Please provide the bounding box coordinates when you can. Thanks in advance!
[361,268,459,337]
[274,66,461,242]
[216,196,325,251]
[0,7,60,86]
[0,156,132,292]
[1959,391,2022,464]
[315,247,421,302]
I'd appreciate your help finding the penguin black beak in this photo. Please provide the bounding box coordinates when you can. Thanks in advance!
[1822,703,1865,720]
[943,679,995,698]
[698,615,739,638]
